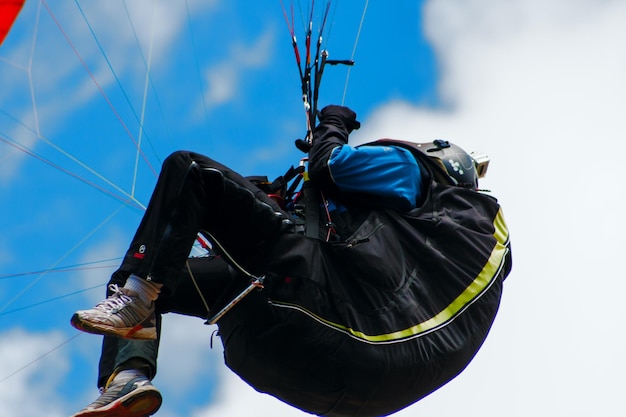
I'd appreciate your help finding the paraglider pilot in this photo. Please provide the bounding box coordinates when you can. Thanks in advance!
[70,105,512,417]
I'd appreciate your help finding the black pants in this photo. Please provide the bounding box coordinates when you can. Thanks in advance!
[97,151,290,386]
[119,150,288,290]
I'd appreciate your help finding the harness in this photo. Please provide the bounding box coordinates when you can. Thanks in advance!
[198,142,466,325]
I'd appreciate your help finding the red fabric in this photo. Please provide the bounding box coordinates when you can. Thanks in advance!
[0,0,25,45]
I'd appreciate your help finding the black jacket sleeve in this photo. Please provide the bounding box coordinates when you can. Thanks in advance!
[308,105,359,192]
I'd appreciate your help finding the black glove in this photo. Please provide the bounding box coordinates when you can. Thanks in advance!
[294,138,311,153]
[319,105,361,134]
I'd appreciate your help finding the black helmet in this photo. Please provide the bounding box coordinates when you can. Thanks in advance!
[424,139,483,189]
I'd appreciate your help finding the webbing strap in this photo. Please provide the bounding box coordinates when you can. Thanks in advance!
[302,181,320,239]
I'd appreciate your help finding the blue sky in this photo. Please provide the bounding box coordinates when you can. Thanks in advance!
[1,1,626,417]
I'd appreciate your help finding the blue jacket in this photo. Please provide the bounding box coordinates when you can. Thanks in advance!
[308,110,423,211]
[328,144,422,211]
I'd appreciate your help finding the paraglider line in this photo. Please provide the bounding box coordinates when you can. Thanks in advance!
[0,284,105,317]
[281,1,367,144]
[185,261,211,317]
[0,135,145,212]
[40,0,157,178]
[0,260,120,280]
[74,0,163,171]
[184,0,212,140]
[342,0,369,105]
[132,1,158,198]
[0,204,128,314]
[119,0,171,164]
[0,333,82,385]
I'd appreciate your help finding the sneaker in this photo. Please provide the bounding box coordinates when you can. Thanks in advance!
[71,284,157,340]
[71,369,162,417]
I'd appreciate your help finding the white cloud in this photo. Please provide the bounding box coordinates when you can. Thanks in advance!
[0,329,69,417]
[202,27,275,109]
[154,315,220,401]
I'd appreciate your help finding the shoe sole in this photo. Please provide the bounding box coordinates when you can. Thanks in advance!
[71,313,157,340]
[71,385,162,417]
